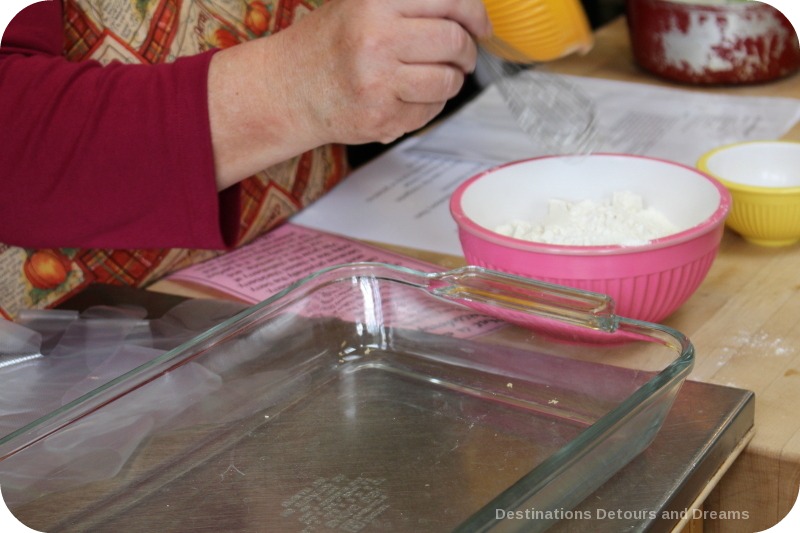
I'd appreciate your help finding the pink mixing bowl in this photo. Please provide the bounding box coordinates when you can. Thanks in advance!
[450,154,731,323]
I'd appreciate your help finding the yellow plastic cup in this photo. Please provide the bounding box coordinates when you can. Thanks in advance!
[482,0,594,62]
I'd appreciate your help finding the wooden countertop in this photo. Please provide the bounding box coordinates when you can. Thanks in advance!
[152,16,800,533]
[545,16,800,533]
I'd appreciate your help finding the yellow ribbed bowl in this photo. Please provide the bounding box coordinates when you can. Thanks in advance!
[482,0,593,62]
[698,141,800,247]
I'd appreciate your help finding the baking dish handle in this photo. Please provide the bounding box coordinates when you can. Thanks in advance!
[427,266,618,332]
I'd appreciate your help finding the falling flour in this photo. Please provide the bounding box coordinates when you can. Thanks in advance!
[495,191,680,246]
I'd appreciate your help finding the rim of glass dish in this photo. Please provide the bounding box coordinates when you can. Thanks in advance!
[455,315,694,531]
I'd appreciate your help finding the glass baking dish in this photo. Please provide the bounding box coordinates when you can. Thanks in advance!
[0,263,693,533]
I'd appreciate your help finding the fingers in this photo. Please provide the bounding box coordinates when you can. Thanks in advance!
[395,0,493,40]
[392,63,465,104]
[369,101,448,144]
[269,0,490,148]
[394,18,477,73]
[394,101,448,139]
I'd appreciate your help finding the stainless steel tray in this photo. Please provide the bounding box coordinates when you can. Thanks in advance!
[0,264,694,532]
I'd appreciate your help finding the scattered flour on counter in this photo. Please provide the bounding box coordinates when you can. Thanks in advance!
[715,329,793,370]
[732,330,794,358]
[495,191,680,246]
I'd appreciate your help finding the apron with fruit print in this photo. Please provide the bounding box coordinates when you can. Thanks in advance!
[0,0,347,319]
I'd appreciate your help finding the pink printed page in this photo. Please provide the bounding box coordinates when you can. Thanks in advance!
[167,224,507,338]
[167,224,437,304]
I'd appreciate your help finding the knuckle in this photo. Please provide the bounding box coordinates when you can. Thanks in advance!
[361,100,401,139]
[379,132,402,145]
[363,106,389,130]
[441,68,464,98]
[445,22,470,55]
[359,32,383,56]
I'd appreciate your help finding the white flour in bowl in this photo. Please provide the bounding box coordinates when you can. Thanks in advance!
[495,191,680,246]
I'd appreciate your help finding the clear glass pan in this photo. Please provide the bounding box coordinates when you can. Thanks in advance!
[0,264,693,533]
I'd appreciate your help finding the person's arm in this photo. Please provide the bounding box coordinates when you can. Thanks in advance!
[0,1,230,250]
[1,0,492,249]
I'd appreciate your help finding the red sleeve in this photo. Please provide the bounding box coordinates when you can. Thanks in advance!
[0,1,239,250]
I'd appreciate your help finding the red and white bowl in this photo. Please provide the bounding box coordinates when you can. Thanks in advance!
[626,0,800,85]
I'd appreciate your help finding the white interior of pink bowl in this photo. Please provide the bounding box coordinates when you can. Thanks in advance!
[704,142,800,188]
[457,155,724,239]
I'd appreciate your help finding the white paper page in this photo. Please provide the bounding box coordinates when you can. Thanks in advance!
[409,75,800,165]
[293,139,490,256]
[293,75,800,256]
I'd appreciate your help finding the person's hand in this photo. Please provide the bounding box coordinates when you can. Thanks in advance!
[281,0,493,146]
[208,0,492,189]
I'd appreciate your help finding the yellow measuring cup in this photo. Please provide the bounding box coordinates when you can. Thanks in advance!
[482,0,593,62]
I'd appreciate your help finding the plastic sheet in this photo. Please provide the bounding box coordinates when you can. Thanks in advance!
[0,318,43,364]
[0,299,248,477]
